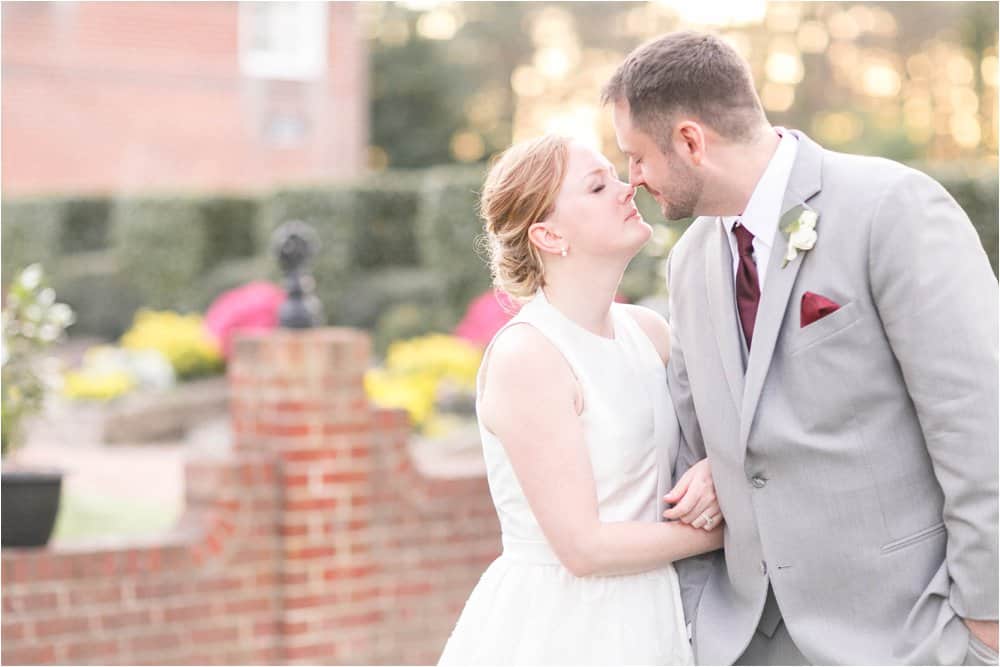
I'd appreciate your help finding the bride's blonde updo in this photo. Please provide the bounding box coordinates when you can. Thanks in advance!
[479,135,571,302]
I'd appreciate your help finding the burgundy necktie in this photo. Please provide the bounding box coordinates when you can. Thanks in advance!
[733,223,760,350]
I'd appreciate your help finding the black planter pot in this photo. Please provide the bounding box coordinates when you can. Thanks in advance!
[1,468,63,548]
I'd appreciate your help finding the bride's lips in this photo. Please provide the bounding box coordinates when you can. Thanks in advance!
[625,207,641,222]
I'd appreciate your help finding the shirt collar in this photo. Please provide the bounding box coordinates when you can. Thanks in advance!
[720,129,799,248]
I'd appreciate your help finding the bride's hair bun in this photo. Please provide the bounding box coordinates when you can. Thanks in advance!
[478,135,570,302]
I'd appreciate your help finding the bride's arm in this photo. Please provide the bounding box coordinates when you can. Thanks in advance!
[479,324,723,578]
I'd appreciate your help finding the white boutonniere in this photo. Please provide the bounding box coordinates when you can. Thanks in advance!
[781,204,819,268]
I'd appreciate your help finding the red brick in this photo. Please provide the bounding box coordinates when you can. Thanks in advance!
[195,576,244,593]
[284,641,340,661]
[254,571,286,588]
[164,602,213,623]
[70,584,123,606]
[2,645,56,664]
[280,620,309,636]
[252,620,281,637]
[396,582,433,596]
[258,422,311,437]
[323,565,377,581]
[286,546,336,560]
[2,621,26,642]
[33,554,73,580]
[285,593,340,610]
[65,638,120,661]
[284,449,340,462]
[206,533,224,555]
[34,616,90,638]
[255,647,283,663]
[99,609,153,630]
[322,471,368,484]
[285,497,339,512]
[129,631,183,653]
[321,610,383,629]
[4,590,60,612]
[284,473,309,487]
[321,422,370,436]
[222,597,273,614]
[191,625,239,643]
[134,579,187,599]
[280,522,308,537]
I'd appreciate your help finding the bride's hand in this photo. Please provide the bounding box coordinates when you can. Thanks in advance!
[662,458,723,531]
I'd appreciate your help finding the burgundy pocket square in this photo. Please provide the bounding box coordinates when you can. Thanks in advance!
[801,292,840,328]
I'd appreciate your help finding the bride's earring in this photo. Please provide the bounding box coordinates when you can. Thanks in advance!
[560,247,568,257]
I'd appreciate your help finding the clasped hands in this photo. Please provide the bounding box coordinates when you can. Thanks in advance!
[663,458,723,531]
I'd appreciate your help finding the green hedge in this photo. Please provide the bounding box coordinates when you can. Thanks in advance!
[198,196,261,270]
[1,198,64,284]
[51,252,143,340]
[928,167,998,276]
[111,196,206,311]
[416,165,492,314]
[2,165,994,345]
[61,196,112,255]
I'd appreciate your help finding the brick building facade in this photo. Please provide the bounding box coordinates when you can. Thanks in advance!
[2,2,368,196]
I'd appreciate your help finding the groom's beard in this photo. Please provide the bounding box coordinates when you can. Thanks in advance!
[658,152,705,221]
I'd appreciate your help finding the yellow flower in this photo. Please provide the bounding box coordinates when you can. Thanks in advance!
[120,310,223,379]
[366,334,484,432]
[63,370,134,401]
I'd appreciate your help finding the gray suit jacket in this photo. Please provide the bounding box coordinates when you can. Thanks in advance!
[667,130,999,665]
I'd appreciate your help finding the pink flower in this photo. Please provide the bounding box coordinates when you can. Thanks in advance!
[204,282,286,359]
[454,290,521,348]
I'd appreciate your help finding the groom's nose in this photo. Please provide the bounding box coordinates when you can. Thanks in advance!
[628,160,645,188]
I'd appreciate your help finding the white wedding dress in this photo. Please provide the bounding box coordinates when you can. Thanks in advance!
[439,290,693,666]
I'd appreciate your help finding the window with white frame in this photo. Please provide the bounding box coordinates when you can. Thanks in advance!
[239,2,328,81]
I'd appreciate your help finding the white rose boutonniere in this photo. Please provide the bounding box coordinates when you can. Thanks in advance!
[781,205,819,268]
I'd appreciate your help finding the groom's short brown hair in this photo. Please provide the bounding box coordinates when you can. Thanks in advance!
[602,31,766,145]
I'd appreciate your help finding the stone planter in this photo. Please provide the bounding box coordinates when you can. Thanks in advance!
[1,465,63,548]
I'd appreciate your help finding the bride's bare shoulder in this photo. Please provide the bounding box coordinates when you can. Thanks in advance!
[483,323,576,392]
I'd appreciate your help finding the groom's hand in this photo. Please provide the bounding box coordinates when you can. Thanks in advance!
[964,618,999,652]
[663,458,722,530]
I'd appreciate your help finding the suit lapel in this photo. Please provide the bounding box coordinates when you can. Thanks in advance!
[739,131,824,448]
[704,220,745,411]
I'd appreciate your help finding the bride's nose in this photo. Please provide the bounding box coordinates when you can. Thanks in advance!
[619,183,636,203]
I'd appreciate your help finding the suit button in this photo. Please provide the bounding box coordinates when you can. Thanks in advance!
[760,560,768,576]
[751,476,767,489]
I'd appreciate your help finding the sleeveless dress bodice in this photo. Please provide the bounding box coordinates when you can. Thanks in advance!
[439,291,693,666]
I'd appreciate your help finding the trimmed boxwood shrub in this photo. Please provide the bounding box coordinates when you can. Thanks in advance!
[1,198,64,285]
[110,195,206,311]
[416,165,492,312]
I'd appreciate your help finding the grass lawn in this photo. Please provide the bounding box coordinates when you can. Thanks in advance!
[52,491,180,542]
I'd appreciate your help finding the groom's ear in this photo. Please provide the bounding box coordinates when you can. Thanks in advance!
[528,221,565,257]
[675,121,706,166]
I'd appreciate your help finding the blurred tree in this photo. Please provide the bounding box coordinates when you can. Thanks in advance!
[367,1,997,169]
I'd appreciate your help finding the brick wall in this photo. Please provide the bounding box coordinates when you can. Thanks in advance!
[1,2,368,196]
[1,328,500,665]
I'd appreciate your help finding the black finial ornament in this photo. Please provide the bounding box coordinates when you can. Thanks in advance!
[273,220,324,328]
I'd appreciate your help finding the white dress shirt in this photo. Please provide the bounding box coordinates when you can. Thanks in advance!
[720,129,799,292]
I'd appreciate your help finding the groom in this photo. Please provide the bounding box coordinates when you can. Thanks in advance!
[603,32,999,665]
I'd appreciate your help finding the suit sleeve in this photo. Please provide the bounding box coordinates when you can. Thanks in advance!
[665,248,720,623]
[868,169,999,621]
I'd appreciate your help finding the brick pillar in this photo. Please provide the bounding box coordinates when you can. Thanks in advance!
[228,329,379,665]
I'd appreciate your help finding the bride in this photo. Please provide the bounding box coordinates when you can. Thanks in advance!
[439,135,724,665]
